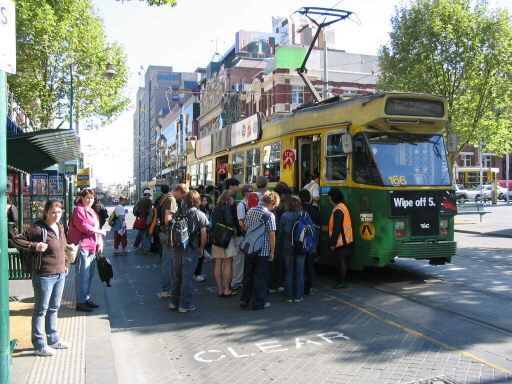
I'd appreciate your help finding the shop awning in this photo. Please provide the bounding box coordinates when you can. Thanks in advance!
[7,129,80,174]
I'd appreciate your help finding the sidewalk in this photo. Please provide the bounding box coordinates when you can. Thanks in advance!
[455,202,512,238]
[9,263,116,384]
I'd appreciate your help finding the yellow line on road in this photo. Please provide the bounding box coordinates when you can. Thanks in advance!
[319,290,512,377]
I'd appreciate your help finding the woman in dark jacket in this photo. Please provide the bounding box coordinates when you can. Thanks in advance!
[211,190,238,297]
[11,200,70,357]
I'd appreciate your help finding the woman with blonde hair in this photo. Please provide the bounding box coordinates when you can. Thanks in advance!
[211,190,238,297]
[11,200,70,356]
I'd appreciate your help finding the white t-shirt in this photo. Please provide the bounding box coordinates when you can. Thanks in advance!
[115,204,125,218]
[304,180,320,206]
[237,200,248,221]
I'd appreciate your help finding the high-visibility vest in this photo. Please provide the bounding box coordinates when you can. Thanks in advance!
[329,203,353,248]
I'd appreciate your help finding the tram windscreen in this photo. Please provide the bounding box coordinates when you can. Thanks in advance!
[366,133,451,186]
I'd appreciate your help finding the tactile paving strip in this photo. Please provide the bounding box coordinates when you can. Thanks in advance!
[25,268,86,384]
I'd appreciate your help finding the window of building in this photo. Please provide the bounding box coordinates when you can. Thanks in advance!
[291,86,304,105]
[461,153,472,167]
[325,132,348,182]
[233,151,245,184]
[198,162,205,186]
[482,154,492,168]
[246,147,261,184]
[205,160,213,186]
[190,164,197,187]
[263,142,281,182]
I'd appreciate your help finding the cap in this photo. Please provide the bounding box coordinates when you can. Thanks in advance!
[256,175,268,188]
[143,188,151,195]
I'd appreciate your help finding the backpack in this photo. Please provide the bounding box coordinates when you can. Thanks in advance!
[148,194,171,235]
[247,192,260,210]
[292,211,316,254]
[239,213,270,256]
[108,211,116,227]
[168,206,190,250]
[133,204,141,217]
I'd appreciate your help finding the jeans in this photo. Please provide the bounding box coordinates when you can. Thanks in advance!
[268,241,284,290]
[304,252,315,291]
[241,254,269,309]
[161,241,174,292]
[283,244,306,301]
[32,273,65,349]
[141,228,151,252]
[134,230,142,247]
[231,236,244,286]
[75,248,96,303]
[170,247,198,309]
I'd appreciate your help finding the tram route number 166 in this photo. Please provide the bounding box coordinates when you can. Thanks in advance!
[388,175,407,186]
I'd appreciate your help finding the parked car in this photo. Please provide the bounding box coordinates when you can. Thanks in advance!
[466,185,492,201]
[497,185,509,201]
[454,184,468,201]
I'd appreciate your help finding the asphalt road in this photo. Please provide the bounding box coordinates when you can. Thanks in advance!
[100,205,512,384]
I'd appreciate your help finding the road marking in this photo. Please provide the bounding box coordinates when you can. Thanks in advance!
[319,290,512,377]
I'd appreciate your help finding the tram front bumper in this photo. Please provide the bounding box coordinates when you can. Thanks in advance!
[395,240,457,260]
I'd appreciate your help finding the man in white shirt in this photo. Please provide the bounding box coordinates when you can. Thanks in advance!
[303,172,320,208]
[232,184,253,291]
[113,196,127,255]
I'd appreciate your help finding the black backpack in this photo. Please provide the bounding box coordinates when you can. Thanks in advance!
[168,206,190,250]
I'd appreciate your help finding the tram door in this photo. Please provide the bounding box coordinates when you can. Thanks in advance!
[297,135,321,190]
[216,155,229,185]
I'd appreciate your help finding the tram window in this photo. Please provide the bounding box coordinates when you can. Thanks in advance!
[325,133,347,181]
[353,135,381,185]
[190,164,197,187]
[263,142,281,182]
[205,160,213,186]
[233,152,245,184]
[246,147,261,184]
[198,162,204,186]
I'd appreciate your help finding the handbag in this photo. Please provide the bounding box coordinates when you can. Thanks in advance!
[65,243,79,264]
[133,217,146,230]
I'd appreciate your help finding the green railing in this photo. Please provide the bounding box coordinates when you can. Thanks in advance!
[7,249,31,280]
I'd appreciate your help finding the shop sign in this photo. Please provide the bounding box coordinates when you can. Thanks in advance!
[64,164,77,175]
[195,135,212,158]
[282,149,296,166]
[231,113,261,147]
[0,0,16,74]
[76,168,90,187]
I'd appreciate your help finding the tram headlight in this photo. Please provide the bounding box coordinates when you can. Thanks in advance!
[395,219,407,238]
[440,218,449,236]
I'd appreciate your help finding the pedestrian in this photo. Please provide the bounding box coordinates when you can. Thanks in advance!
[197,185,206,195]
[92,197,109,229]
[279,195,315,302]
[240,191,279,310]
[134,189,153,254]
[328,188,353,289]
[255,175,269,198]
[159,184,187,299]
[155,184,174,257]
[211,190,238,297]
[6,194,18,239]
[206,185,215,208]
[303,172,321,208]
[298,189,320,295]
[112,195,128,256]
[168,190,208,312]
[224,177,240,194]
[194,195,213,282]
[11,200,70,356]
[268,182,291,294]
[232,184,253,291]
[67,189,106,312]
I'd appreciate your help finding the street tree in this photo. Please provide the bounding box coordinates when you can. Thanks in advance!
[8,0,129,131]
[116,0,177,6]
[378,0,512,160]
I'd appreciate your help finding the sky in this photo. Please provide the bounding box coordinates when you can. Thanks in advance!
[85,0,512,185]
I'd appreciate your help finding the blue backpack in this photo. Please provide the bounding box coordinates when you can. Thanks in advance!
[292,211,316,254]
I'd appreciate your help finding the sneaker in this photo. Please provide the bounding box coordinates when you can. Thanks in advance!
[231,283,243,291]
[121,249,128,256]
[294,298,304,303]
[49,340,70,349]
[168,302,178,310]
[305,288,313,295]
[286,299,293,303]
[85,300,99,308]
[142,250,152,255]
[133,245,141,250]
[76,303,93,312]
[160,291,171,299]
[263,302,271,309]
[34,345,56,357]
[113,250,120,256]
[332,282,348,289]
[268,289,278,294]
[278,286,285,292]
[178,305,196,313]
[193,275,206,282]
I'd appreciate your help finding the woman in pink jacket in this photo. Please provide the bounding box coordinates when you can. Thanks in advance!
[68,189,106,312]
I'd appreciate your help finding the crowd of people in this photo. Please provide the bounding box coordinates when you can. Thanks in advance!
[6,173,353,357]
[131,174,354,312]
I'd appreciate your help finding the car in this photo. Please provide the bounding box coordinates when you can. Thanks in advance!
[466,185,492,201]
[497,185,509,201]
[454,184,468,201]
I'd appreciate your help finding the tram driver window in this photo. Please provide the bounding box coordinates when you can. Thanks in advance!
[263,142,281,182]
[325,132,347,181]
[353,135,381,185]
[233,152,244,184]
[246,147,261,184]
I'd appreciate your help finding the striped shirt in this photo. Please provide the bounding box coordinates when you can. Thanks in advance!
[244,204,276,257]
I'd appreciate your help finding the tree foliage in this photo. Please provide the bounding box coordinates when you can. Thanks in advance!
[378,0,512,156]
[8,0,129,131]
[116,0,177,6]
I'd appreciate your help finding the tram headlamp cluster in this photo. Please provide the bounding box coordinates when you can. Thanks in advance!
[395,219,407,238]
[440,218,449,235]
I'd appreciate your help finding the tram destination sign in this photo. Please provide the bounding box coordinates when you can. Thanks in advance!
[385,97,444,118]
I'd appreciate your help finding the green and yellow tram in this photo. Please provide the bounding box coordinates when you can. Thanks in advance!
[187,92,457,270]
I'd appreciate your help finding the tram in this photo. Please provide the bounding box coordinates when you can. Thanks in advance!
[187,92,457,270]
